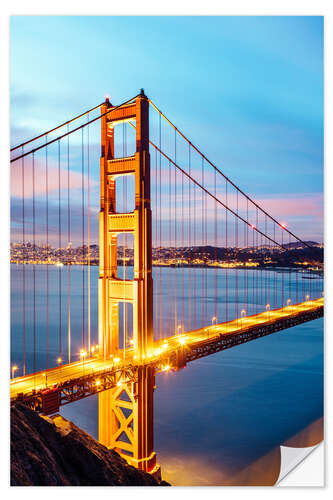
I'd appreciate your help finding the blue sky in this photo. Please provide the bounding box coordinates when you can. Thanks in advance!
[10,16,323,242]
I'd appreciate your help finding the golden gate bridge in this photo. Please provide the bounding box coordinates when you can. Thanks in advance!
[10,90,323,480]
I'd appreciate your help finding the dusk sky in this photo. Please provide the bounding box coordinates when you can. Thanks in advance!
[10,16,323,243]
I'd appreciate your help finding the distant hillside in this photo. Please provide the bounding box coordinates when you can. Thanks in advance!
[11,404,169,486]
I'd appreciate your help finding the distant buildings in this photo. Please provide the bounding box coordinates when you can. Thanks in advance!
[10,242,323,271]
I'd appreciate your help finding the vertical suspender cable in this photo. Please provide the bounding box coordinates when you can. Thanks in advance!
[174,129,177,333]
[32,152,36,378]
[58,140,62,358]
[201,157,204,329]
[282,227,284,308]
[225,179,228,325]
[169,159,172,337]
[81,127,85,349]
[22,148,26,376]
[46,138,49,369]
[289,232,291,303]
[159,116,162,338]
[154,146,158,338]
[256,208,258,314]
[67,126,71,363]
[87,114,91,354]
[181,142,184,330]
[204,159,207,327]
[188,144,192,330]
[246,200,249,315]
[214,168,217,322]
[235,191,239,321]
[265,215,267,308]
[193,157,196,329]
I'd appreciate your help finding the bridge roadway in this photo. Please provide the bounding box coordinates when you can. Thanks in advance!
[10,298,323,410]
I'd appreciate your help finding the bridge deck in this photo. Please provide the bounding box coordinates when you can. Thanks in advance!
[10,298,323,406]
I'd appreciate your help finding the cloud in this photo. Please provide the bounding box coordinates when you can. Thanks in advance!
[10,158,95,199]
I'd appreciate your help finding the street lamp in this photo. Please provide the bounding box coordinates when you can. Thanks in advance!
[57,357,62,380]
[265,303,270,318]
[42,372,47,388]
[241,309,246,330]
[80,349,87,374]
[11,365,18,379]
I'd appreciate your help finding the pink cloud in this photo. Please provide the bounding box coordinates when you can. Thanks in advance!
[256,193,323,219]
[10,159,94,198]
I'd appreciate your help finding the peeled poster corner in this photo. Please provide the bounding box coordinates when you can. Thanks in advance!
[276,442,324,487]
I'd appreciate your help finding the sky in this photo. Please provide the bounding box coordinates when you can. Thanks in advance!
[10,16,324,243]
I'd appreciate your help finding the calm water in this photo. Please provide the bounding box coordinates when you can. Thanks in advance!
[11,264,323,485]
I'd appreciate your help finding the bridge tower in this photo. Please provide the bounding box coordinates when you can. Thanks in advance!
[98,90,159,478]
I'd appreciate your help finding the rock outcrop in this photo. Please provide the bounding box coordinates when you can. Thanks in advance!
[11,404,169,486]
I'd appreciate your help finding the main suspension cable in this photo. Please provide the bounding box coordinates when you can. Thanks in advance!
[11,101,104,152]
[11,95,139,163]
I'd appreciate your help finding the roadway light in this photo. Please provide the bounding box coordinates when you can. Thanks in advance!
[42,372,47,387]
[11,365,18,379]
[96,380,101,386]
[287,298,291,307]
[179,337,186,345]
[265,304,270,320]
[241,309,246,318]
[212,316,217,326]
[57,357,62,365]
[306,294,310,301]
[114,357,120,363]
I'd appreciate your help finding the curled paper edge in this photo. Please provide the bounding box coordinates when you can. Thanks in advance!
[276,441,323,485]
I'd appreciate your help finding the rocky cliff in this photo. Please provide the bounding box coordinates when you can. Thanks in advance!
[11,404,169,486]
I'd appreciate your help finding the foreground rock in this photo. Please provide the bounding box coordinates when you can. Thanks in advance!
[11,404,169,486]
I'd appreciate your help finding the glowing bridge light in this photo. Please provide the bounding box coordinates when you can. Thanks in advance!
[287,298,291,306]
[211,316,217,326]
[163,365,170,372]
[306,294,310,301]
[265,304,270,311]
[241,309,246,318]
[117,381,122,387]
[179,337,186,345]
[96,380,101,386]
[251,224,255,229]
[113,357,120,363]
[11,365,18,379]
[57,357,62,364]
